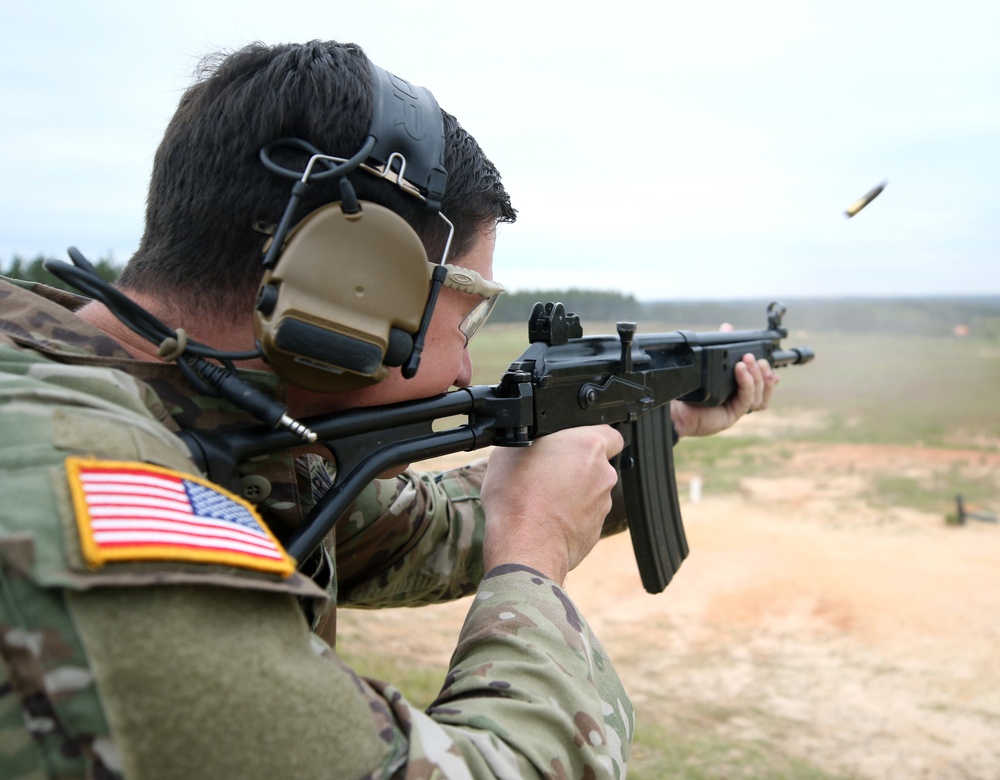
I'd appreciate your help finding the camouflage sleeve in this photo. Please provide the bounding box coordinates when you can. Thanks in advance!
[408,564,634,779]
[5,557,632,779]
[0,343,633,778]
[334,461,488,607]
[332,459,629,609]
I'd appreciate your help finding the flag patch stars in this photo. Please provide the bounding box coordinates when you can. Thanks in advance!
[65,456,295,577]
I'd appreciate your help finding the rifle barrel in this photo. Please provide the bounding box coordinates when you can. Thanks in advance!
[772,347,814,366]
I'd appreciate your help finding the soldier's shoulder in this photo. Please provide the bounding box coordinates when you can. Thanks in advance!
[0,276,131,360]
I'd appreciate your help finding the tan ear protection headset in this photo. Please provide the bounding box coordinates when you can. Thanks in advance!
[253,63,502,393]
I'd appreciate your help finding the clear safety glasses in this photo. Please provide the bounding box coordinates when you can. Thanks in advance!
[439,263,505,346]
[459,293,501,344]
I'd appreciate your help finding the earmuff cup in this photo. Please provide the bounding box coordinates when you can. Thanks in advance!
[253,201,431,393]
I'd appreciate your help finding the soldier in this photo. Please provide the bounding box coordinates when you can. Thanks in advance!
[0,41,777,778]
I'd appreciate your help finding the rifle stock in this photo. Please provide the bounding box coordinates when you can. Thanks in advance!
[181,301,813,594]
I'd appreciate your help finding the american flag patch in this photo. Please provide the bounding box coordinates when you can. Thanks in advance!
[65,456,295,576]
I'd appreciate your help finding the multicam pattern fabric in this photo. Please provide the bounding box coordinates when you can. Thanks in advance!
[0,276,633,778]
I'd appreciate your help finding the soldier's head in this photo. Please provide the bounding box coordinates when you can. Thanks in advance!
[116,40,516,321]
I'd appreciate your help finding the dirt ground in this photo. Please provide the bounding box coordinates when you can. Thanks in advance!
[339,434,1000,779]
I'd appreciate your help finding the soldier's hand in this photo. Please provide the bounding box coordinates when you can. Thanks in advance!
[670,353,779,438]
[481,425,624,585]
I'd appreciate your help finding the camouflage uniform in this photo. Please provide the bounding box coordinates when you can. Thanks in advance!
[0,277,633,779]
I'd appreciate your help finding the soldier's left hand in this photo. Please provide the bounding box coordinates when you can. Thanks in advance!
[670,353,779,439]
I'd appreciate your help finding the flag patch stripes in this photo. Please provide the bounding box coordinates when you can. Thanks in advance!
[65,456,295,576]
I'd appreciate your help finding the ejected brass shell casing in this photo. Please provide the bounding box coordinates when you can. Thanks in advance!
[844,180,887,218]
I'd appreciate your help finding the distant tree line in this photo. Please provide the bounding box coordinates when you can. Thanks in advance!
[641,297,1000,338]
[495,293,1000,339]
[491,289,643,324]
[1,254,120,292]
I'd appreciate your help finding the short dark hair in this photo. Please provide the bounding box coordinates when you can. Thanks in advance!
[117,40,516,316]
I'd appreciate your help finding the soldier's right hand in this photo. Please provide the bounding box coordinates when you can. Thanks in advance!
[480,425,624,585]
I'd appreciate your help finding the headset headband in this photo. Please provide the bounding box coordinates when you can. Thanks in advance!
[259,61,449,270]
[366,63,448,213]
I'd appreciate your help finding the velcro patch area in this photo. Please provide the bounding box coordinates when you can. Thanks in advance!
[65,456,295,577]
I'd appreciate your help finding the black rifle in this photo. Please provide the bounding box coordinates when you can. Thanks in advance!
[181,301,813,594]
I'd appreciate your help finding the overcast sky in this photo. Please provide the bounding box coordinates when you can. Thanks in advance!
[2,1,998,300]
